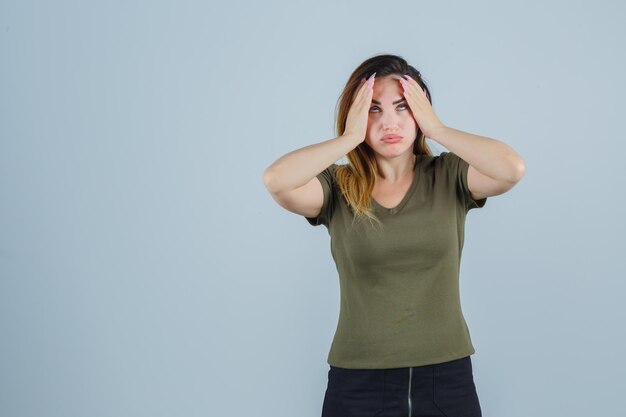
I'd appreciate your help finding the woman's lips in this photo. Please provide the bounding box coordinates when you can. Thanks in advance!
[382,137,402,143]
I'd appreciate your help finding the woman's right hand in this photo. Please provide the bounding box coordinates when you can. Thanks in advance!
[343,73,375,144]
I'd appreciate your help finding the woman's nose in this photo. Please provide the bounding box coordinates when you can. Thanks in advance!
[382,113,400,129]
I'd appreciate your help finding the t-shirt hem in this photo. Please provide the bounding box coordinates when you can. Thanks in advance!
[327,347,476,370]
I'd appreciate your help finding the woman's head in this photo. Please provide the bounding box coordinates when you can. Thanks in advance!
[336,54,433,160]
[333,54,434,227]
[364,73,417,163]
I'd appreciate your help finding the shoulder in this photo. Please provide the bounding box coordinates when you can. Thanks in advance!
[319,163,342,181]
[436,151,459,165]
[431,151,467,174]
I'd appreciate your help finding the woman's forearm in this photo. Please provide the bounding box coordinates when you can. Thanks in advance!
[429,126,525,182]
[263,134,360,194]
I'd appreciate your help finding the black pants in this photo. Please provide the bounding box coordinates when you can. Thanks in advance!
[321,355,482,417]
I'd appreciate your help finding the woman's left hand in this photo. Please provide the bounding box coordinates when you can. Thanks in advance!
[399,74,446,138]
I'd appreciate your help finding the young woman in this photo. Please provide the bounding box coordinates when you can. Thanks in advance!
[263,54,525,417]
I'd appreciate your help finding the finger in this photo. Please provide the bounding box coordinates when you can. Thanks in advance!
[402,78,424,100]
[354,76,371,101]
[361,74,375,92]
[403,75,427,95]
[400,79,411,97]
[401,75,419,91]
[355,75,374,106]
[362,78,374,106]
[350,80,367,106]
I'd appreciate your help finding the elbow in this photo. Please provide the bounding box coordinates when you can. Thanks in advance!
[263,167,281,194]
[263,168,274,190]
[510,158,526,183]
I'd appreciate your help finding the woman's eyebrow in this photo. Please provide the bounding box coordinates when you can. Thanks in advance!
[371,98,407,105]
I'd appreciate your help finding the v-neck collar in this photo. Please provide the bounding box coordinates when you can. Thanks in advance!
[371,155,422,215]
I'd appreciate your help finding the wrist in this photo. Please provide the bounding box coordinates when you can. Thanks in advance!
[425,124,447,140]
[339,132,362,146]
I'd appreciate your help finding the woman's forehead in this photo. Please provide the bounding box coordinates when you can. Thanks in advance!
[377,74,404,82]
[374,77,403,94]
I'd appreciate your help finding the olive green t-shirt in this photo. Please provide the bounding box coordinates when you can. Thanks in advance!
[305,152,487,369]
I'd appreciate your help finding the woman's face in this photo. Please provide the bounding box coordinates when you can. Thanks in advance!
[364,75,418,160]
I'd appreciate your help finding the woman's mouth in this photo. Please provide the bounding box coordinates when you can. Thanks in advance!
[382,135,402,143]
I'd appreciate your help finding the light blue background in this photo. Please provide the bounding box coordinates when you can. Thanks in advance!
[1,1,624,416]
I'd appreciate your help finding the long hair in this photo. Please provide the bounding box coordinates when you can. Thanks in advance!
[333,54,435,228]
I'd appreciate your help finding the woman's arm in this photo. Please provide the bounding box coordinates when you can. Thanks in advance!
[263,134,361,219]
[398,74,525,199]
[428,126,526,200]
[263,133,360,194]
[265,74,373,206]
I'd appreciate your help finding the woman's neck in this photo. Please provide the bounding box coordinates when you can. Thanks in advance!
[375,153,416,182]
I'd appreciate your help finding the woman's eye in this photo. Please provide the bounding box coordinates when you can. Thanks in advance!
[370,104,408,112]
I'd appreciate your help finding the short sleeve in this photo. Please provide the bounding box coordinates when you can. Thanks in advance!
[441,152,487,211]
[304,164,338,227]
